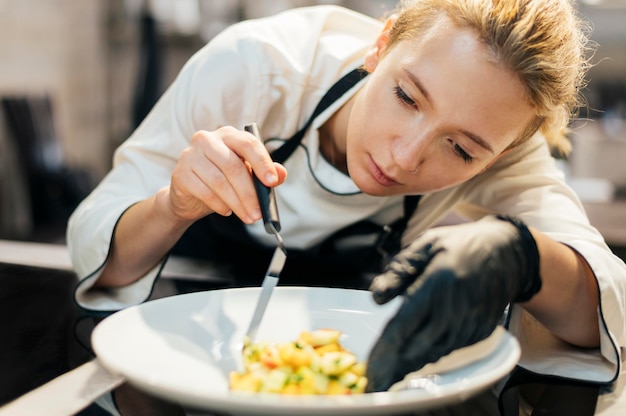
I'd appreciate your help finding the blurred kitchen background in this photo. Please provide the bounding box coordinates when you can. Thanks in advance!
[1,0,625,258]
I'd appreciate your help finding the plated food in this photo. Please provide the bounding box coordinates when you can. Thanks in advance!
[92,288,520,415]
[230,329,367,395]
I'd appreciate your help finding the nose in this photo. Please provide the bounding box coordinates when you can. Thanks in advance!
[390,131,430,173]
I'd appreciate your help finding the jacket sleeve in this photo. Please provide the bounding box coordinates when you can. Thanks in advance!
[67,22,265,313]
[458,134,625,385]
[67,5,378,313]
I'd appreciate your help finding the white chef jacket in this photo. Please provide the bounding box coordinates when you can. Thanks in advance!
[67,5,625,388]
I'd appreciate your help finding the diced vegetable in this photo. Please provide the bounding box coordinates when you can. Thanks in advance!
[229,329,367,395]
[318,351,357,376]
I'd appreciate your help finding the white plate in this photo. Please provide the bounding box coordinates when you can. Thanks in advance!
[92,287,520,415]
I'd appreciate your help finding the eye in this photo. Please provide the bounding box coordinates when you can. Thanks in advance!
[393,85,417,108]
[453,143,474,163]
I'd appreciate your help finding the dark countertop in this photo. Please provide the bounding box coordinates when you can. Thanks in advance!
[0,263,107,415]
[0,241,624,415]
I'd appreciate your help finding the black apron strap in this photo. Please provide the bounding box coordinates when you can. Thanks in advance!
[271,67,369,164]
[171,66,420,289]
[271,65,420,266]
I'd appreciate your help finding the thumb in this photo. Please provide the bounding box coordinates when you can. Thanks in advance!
[370,242,437,304]
[273,162,288,185]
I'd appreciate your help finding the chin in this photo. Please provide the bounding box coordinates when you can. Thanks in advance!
[349,163,406,196]
[353,177,399,197]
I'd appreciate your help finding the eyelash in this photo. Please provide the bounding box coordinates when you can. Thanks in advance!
[394,85,474,163]
[393,86,417,108]
[453,143,474,163]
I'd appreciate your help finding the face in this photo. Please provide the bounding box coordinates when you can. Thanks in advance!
[344,14,535,196]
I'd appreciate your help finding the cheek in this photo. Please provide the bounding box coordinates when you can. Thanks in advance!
[406,162,487,194]
[346,96,381,151]
[352,80,391,121]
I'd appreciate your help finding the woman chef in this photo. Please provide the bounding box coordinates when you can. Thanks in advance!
[68,0,626,405]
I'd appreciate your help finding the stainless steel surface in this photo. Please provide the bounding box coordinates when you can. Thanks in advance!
[244,223,286,343]
[243,123,287,343]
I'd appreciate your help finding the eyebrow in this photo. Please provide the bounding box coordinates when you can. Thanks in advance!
[404,69,432,105]
[460,130,495,155]
[404,69,495,155]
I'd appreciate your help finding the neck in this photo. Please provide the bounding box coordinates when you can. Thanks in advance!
[318,97,354,175]
[319,122,348,175]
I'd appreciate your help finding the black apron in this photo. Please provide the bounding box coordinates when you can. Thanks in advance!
[171,68,421,290]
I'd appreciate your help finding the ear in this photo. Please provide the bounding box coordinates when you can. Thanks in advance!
[364,15,396,73]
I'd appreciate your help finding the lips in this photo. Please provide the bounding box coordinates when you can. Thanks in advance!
[369,156,399,187]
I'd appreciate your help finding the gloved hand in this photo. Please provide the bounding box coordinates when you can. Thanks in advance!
[365,215,541,392]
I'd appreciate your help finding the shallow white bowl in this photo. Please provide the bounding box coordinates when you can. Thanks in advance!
[92,287,519,415]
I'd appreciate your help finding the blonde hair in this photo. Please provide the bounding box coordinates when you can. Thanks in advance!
[387,0,593,156]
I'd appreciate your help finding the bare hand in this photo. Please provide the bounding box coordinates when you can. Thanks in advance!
[167,126,287,224]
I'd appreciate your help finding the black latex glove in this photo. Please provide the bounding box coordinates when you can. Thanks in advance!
[365,215,541,392]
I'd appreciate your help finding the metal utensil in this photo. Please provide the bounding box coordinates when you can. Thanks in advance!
[243,123,287,343]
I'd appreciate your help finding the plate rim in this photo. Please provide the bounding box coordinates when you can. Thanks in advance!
[92,287,520,415]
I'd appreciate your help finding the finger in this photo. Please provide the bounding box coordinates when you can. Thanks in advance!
[273,162,288,184]
[179,145,247,219]
[365,332,401,392]
[370,242,437,304]
[367,270,468,392]
[369,271,407,305]
[193,159,253,220]
[365,340,399,393]
[366,287,435,391]
[396,278,454,357]
[366,325,411,392]
[187,172,233,217]
[215,127,284,221]
[169,162,232,219]
[399,273,467,366]
[170,144,236,219]
[229,126,279,187]
[190,130,260,223]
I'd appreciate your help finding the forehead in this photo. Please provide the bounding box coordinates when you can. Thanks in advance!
[381,19,535,154]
